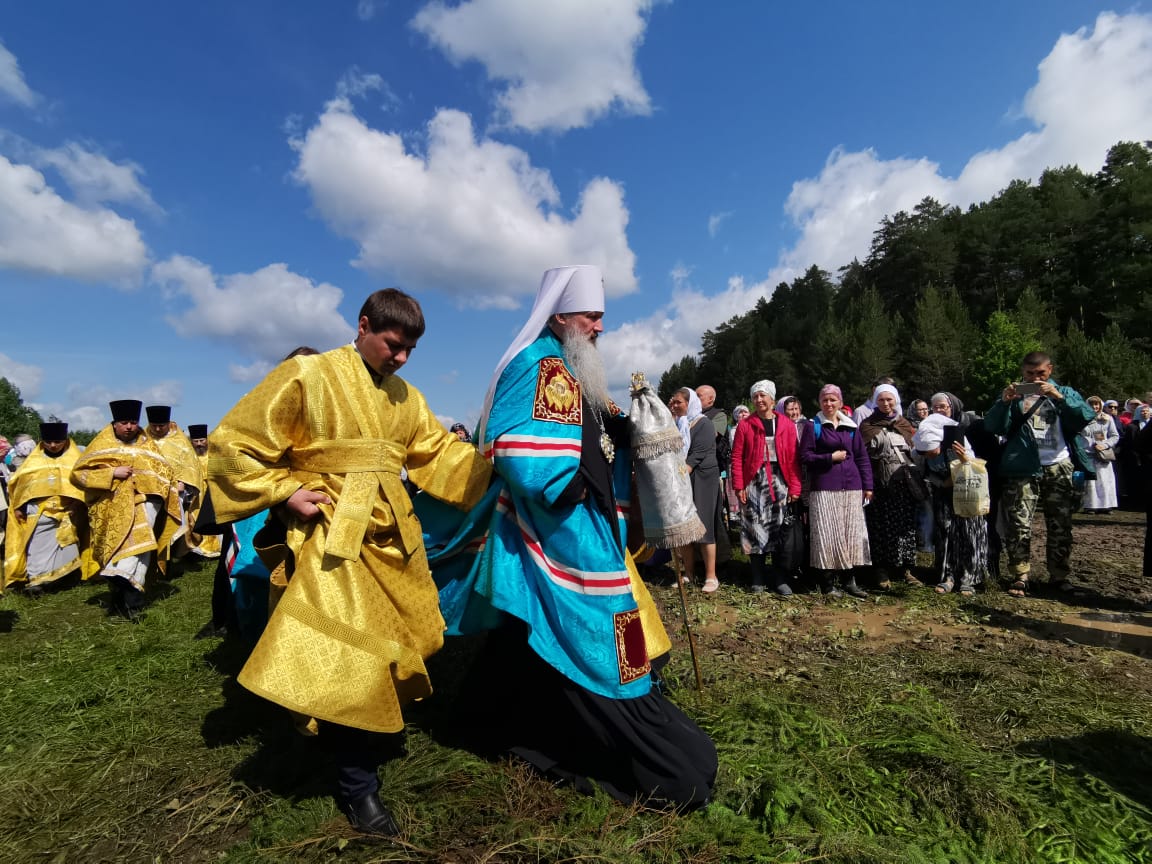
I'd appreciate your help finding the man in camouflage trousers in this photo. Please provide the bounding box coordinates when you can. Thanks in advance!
[984,351,1094,597]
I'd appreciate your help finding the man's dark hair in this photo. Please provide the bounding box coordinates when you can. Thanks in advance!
[1021,351,1051,367]
[283,345,319,361]
[359,288,425,339]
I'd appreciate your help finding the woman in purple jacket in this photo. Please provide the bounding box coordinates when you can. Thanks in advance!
[799,384,874,598]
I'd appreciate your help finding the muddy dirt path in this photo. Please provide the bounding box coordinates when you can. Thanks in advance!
[655,508,1152,691]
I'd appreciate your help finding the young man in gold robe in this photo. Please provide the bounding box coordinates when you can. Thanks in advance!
[207,288,491,837]
[71,400,182,618]
[2,422,96,594]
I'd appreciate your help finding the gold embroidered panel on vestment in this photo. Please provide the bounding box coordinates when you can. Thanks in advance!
[614,608,651,685]
[533,357,582,425]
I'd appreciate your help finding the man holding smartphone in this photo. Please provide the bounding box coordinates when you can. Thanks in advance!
[985,351,1095,597]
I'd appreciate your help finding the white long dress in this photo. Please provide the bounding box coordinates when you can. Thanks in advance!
[1081,415,1119,510]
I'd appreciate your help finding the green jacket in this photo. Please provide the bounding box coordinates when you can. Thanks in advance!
[984,382,1096,479]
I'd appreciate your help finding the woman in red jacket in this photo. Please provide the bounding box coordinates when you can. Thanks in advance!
[731,380,802,594]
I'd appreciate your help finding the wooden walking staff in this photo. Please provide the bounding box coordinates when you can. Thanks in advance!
[627,371,708,691]
[671,548,704,691]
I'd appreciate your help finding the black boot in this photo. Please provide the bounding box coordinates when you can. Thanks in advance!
[339,792,400,836]
[820,570,843,599]
[772,566,793,597]
[843,572,869,599]
[748,554,767,593]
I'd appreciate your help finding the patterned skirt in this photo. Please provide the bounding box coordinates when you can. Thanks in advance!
[809,490,871,570]
[739,464,789,556]
[864,484,918,569]
[933,492,988,589]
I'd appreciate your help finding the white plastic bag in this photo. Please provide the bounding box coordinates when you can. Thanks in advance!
[950,458,990,518]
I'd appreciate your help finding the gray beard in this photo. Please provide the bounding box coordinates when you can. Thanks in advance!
[560,328,612,412]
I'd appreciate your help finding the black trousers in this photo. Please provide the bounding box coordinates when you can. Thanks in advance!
[319,721,405,801]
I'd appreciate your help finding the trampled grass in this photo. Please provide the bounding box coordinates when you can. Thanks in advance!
[1,542,1150,863]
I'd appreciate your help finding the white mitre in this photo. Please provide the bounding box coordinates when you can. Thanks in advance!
[477,265,604,450]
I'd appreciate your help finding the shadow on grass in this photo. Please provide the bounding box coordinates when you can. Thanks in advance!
[0,610,17,632]
[81,579,180,618]
[1018,729,1152,812]
[1039,581,1151,613]
[962,602,1152,658]
[199,638,331,800]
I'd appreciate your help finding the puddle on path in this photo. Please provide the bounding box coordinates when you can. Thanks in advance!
[1025,611,1152,657]
[813,606,970,644]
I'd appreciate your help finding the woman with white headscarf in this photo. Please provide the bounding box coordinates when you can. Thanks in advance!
[860,384,923,589]
[1080,395,1119,513]
[668,387,721,592]
[731,380,802,595]
[911,413,987,595]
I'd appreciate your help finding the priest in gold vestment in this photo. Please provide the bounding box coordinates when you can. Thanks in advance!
[185,424,222,558]
[2,422,96,593]
[207,289,490,837]
[71,400,182,618]
[145,405,204,559]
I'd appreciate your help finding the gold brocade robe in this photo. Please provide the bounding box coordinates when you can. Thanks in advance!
[208,344,492,734]
[2,442,97,589]
[186,454,222,558]
[148,424,203,492]
[70,427,182,574]
[148,423,205,542]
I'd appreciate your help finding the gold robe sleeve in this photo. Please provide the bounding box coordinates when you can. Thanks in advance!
[207,361,307,523]
[402,393,491,512]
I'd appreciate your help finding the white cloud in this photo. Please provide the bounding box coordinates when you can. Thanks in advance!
[334,67,401,113]
[0,40,38,108]
[411,0,655,132]
[602,10,1152,386]
[30,142,161,214]
[357,0,378,21]
[0,154,148,283]
[337,67,381,100]
[707,211,733,238]
[228,360,275,383]
[153,255,354,365]
[0,352,43,399]
[780,148,950,278]
[292,99,637,306]
[598,270,774,392]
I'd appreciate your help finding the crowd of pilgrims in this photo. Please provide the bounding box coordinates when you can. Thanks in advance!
[1,380,1149,611]
[652,378,1152,600]
[1,381,1151,609]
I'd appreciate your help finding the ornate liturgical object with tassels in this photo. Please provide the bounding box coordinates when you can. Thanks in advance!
[627,372,706,549]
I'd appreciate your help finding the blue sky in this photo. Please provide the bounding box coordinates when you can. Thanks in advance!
[1,1,1149,433]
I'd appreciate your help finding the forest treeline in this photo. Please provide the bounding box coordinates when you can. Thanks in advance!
[660,140,1152,413]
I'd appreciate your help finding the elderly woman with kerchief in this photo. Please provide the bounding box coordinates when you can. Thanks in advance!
[669,387,722,592]
[911,414,988,596]
[731,380,802,595]
[860,384,922,589]
[1080,395,1119,514]
[799,384,873,599]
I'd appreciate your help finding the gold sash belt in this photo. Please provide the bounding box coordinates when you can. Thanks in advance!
[290,440,417,560]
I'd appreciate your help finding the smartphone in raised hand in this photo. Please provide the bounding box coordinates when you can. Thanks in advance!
[1014,382,1042,398]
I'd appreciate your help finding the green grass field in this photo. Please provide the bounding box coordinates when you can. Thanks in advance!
[1,535,1150,863]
